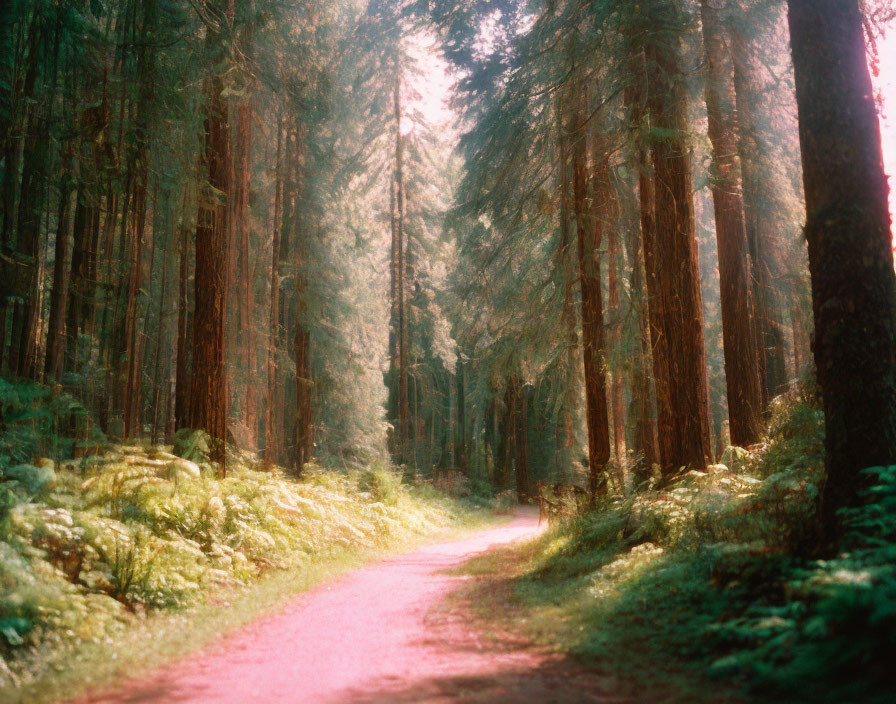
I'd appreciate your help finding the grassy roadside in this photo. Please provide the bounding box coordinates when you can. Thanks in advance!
[452,389,896,704]
[451,522,742,704]
[1,443,506,704]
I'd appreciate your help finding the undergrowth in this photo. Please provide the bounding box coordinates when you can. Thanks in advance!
[0,433,495,700]
[460,386,896,703]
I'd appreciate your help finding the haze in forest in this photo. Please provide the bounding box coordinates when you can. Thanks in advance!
[2,1,896,703]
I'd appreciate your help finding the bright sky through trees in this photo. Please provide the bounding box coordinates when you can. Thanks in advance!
[876,26,896,227]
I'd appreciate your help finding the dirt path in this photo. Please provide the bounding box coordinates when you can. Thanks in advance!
[78,508,629,704]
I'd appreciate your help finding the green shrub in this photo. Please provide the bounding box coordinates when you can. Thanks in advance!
[172,429,212,463]
[357,467,403,505]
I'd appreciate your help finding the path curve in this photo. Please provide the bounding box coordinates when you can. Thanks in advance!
[79,508,626,704]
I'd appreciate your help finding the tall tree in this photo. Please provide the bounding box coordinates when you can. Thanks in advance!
[788,0,896,547]
[641,1,713,473]
[189,9,231,465]
[571,88,611,495]
[699,0,763,446]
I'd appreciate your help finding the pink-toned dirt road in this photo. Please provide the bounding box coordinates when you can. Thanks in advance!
[79,508,630,704]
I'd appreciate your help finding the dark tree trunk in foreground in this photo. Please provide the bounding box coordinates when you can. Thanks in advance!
[644,12,712,473]
[556,98,580,475]
[631,158,660,472]
[237,99,257,447]
[788,0,896,548]
[189,72,230,465]
[455,359,467,472]
[699,0,763,446]
[572,93,611,496]
[388,75,409,461]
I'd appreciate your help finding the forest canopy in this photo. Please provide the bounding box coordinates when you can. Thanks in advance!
[2,0,896,700]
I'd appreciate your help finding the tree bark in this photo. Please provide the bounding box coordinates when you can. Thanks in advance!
[235,43,256,445]
[189,67,231,466]
[556,98,580,476]
[730,17,790,402]
[265,114,284,466]
[174,203,192,432]
[572,91,611,496]
[788,0,896,548]
[699,0,763,446]
[44,155,76,381]
[607,210,627,487]
[644,14,713,473]
[514,376,531,502]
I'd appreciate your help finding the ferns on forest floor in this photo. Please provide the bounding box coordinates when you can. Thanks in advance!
[0,440,498,699]
[457,390,896,704]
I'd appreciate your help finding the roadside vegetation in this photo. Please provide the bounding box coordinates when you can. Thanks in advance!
[459,384,896,704]
[0,382,500,702]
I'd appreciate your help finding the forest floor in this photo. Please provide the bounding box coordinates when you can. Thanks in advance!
[69,508,642,704]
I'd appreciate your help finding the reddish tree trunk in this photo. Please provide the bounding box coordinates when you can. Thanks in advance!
[644,23,712,473]
[174,206,192,432]
[699,0,763,446]
[189,71,231,465]
[44,164,76,381]
[236,98,257,446]
[556,99,580,470]
[265,115,284,466]
[513,376,531,502]
[730,21,791,401]
[572,93,612,496]
[607,215,627,487]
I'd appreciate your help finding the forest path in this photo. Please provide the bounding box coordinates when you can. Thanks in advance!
[78,508,628,704]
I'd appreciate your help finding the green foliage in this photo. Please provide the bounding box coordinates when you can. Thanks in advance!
[0,441,487,685]
[172,429,212,464]
[467,391,896,703]
[357,466,403,506]
[0,378,105,471]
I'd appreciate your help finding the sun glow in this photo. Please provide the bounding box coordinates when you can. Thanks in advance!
[875,26,896,230]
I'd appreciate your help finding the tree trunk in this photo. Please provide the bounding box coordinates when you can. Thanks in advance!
[572,91,611,496]
[236,98,257,447]
[151,219,171,444]
[556,98,580,475]
[454,358,467,472]
[174,206,192,432]
[514,376,531,502]
[788,0,896,549]
[699,0,763,446]
[394,78,410,462]
[498,379,516,490]
[294,323,312,472]
[644,14,712,473]
[44,158,77,381]
[607,213,627,488]
[730,17,790,402]
[265,115,284,466]
[189,69,230,466]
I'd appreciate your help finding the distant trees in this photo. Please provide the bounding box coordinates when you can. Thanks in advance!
[0,0,399,471]
[4,0,896,553]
